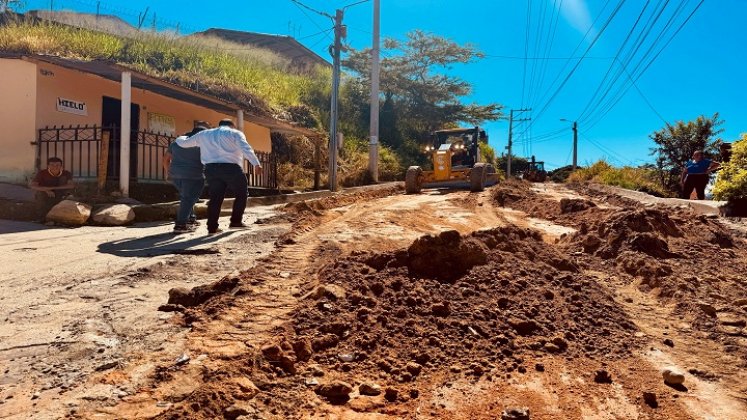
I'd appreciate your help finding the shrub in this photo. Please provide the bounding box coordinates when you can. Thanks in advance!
[713,134,747,202]
[568,160,668,196]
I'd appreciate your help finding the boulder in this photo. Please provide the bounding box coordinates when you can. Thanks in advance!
[92,204,135,226]
[46,200,91,225]
[662,367,685,385]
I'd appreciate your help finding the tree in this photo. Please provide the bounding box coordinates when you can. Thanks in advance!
[713,134,747,202]
[649,113,724,193]
[343,30,503,152]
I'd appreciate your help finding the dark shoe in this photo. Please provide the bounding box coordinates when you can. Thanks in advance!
[229,223,249,229]
[188,220,201,227]
[207,228,224,235]
[173,225,191,234]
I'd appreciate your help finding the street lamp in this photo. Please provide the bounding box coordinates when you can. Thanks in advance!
[560,119,578,171]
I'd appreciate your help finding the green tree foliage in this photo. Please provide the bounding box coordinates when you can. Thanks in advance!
[568,160,667,196]
[713,134,747,202]
[496,155,529,175]
[649,113,724,193]
[548,165,576,183]
[342,30,503,154]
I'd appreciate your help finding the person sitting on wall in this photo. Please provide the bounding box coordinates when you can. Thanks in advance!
[29,157,75,218]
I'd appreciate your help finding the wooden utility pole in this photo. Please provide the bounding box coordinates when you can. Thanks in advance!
[506,108,530,177]
[328,9,344,191]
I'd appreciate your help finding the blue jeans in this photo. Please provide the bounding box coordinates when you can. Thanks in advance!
[172,178,205,225]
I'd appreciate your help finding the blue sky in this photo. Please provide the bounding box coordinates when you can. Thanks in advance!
[18,0,747,169]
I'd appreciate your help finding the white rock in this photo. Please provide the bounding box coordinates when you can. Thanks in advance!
[92,204,135,226]
[45,200,91,225]
[662,367,685,385]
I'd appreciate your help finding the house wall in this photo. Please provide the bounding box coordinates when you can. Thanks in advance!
[34,62,271,150]
[0,59,37,184]
[0,58,272,184]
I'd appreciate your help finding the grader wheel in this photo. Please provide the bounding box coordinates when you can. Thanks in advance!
[405,166,423,194]
[470,163,487,192]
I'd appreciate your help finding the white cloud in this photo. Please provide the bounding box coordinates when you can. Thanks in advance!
[559,0,594,35]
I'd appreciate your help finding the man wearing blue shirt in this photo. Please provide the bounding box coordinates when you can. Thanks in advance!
[176,118,262,234]
[680,150,719,200]
[164,122,209,234]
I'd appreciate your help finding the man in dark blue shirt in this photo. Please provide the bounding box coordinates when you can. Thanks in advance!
[163,122,209,233]
[680,150,720,200]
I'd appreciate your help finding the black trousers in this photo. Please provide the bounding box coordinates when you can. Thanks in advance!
[35,190,69,218]
[682,173,709,200]
[204,163,248,231]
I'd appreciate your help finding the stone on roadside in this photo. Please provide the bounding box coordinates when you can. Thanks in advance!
[697,302,717,317]
[642,391,658,408]
[315,381,353,400]
[663,338,674,347]
[662,368,685,385]
[92,204,135,226]
[594,369,613,384]
[232,377,259,400]
[223,403,251,419]
[502,407,530,420]
[359,382,382,396]
[46,200,91,225]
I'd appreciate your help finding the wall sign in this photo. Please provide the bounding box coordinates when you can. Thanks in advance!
[56,97,87,116]
[148,112,176,135]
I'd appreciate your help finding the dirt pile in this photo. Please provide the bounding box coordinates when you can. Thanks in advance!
[262,226,641,409]
[493,180,561,220]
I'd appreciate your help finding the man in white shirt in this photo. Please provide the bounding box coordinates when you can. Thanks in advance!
[176,118,262,234]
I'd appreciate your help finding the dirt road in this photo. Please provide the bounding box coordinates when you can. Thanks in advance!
[1,182,746,419]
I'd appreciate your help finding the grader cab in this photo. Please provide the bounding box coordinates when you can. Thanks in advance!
[405,127,499,194]
[523,156,547,182]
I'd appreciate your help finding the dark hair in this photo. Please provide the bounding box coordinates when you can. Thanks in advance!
[218,118,235,127]
[47,157,63,164]
[194,120,210,129]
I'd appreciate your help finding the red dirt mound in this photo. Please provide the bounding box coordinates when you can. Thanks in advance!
[273,226,640,407]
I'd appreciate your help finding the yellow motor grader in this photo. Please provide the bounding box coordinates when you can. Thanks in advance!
[405,127,499,194]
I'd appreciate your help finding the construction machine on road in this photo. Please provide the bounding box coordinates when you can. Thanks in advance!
[405,127,499,194]
[523,155,547,182]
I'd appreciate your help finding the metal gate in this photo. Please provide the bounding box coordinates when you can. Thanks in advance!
[36,125,278,189]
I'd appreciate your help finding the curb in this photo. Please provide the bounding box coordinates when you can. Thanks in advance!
[133,182,402,222]
[588,184,731,217]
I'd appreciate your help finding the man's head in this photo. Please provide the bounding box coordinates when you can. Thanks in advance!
[692,150,704,161]
[47,157,63,174]
[195,120,211,130]
[218,118,235,128]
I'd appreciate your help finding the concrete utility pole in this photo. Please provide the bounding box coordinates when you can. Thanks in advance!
[572,121,578,171]
[506,108,531,177]
[120,71,132,197]
[368,0,380,183]
[328,9,344,191]
[561,119,578,171]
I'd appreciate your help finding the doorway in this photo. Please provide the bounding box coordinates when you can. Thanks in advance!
[102,96,140,180]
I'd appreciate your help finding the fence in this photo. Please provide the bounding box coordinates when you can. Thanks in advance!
[36,125,278,189]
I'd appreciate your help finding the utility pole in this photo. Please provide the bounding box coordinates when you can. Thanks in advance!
[96,1,100,20]
[506,108,531,177]
[561,118,578,171]
[328,9,344,191]
[572,121,578,171]
[368,0,380,183]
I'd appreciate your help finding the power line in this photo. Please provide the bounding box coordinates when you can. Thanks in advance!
[289,0,332,19]
[342,0,370,10]
[517,0,625,138]
[582,0,704,131]
[520,0,531,108]
[575,0,651,122]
